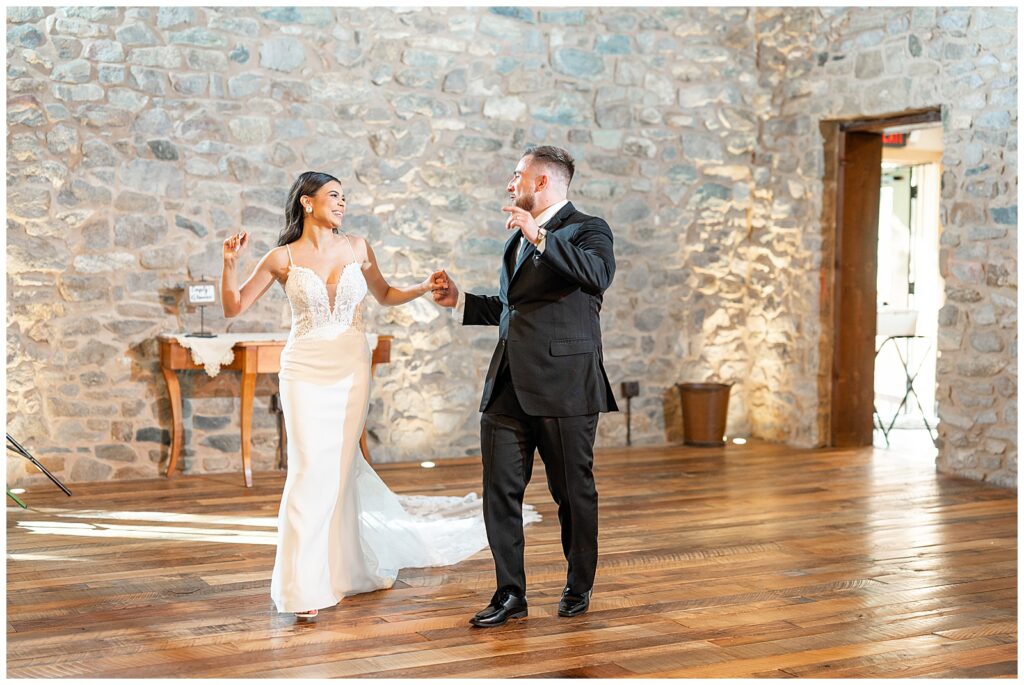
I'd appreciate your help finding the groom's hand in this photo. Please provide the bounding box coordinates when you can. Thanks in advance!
[502,206,540,244]
[432,270,459,308]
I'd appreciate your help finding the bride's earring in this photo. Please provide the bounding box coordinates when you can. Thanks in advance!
[305,205,312,213]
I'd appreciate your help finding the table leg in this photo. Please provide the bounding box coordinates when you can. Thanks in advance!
[239,348,257,488]
[161,366,184,478]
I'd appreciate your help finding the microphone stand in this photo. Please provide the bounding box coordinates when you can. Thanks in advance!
[6,433,72,499]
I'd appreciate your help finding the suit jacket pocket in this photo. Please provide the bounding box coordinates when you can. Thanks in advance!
[550,337,595,356]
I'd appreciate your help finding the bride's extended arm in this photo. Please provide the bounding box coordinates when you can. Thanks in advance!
[221,232,282,318]
[359,239,442,307]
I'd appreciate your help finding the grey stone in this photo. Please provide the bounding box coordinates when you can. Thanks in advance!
[937,304,959,326]
[157,6,196,29]
[85,39,125,62]
[540,9,585,25]
[52,36,83,59]
[530,91,591,125]
[260,36,306,72]
[975,111,1011,129]
[148,140,179,161]
[7,7,44,22]
[194,415,231,430]
[596,35,631,55]
[133,108,172,136]
[612,196,651,223]
[229,116,272,144]
[119,159,183,196]
[128,66,167,95]
[46,125,80,155]
[77,103,132,127]
[623,136,657,158]
[229,44,250,63]
[227,73,265,98]
[185,49,228,71]
[489,7,535,23]
[551,48,605,78]
[83,139,118,167]
[65,7,119,20]
[116,23,159,46]
[169,27,227,48]
[96,444,138,462]
[127,46,182,69]
[596,103,632,128]
[201,434,241,453]
[8,24,45,48]
[991,206,1016,225]
[969,332,1005,353]
[114,214,168,248]
[72,253,136,273]
[70,458,113,482]
[106,88,148,112]
[442,69,466,93]
[7,98,46,127]
[140,245,181,269]
[260,6,333,25]
[175,215,208,238]
[53,83,105,101]
[8,187,51,218]
[170,72,208,96]
[209,15,260,37]
[395,68,437,89]
[114,191,154,211]
[98,64,125,84]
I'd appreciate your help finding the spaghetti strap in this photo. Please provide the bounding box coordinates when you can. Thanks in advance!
[285,244,293,266]
[341,233,370,271]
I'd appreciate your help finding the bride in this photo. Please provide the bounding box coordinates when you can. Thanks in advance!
[220,171,537,619]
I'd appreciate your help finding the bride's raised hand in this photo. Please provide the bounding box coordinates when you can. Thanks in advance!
[223,231,249,263]
[422,269,448,294]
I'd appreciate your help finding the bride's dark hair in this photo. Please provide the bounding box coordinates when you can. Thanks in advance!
[277,171,342,246]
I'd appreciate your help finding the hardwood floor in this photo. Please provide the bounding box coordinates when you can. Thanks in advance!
[6,442,1017,678]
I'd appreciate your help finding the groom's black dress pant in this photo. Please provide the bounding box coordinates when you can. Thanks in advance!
[480,363,599,602]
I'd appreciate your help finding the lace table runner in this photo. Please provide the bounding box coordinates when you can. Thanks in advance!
[166,332,380,377]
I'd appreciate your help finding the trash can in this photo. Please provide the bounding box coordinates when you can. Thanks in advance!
[677,382,731,447]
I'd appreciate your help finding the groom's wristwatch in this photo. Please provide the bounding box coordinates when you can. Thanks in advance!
[534,228,547,250]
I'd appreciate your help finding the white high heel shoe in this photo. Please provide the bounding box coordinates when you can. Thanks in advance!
[295,609,318,619]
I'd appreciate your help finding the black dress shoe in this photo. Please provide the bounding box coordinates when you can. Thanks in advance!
[558,587,592,617]
[469,592,528,627]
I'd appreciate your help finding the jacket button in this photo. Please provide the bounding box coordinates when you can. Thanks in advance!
[509,305,516,311]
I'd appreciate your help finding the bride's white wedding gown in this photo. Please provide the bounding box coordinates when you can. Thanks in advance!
[270,242,539,613]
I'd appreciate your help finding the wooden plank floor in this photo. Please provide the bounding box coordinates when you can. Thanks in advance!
[6,442,1017,678]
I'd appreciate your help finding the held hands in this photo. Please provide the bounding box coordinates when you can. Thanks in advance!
[431,269,459,308]
[222,231,249,263]
[502,206,541,244]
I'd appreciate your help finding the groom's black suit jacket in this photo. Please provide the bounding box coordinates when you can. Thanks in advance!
[464,202,619,417]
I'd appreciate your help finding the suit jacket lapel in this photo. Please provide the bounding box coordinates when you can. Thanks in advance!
[501,231,520,290]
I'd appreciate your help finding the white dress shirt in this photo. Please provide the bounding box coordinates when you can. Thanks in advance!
[452,199,569,318]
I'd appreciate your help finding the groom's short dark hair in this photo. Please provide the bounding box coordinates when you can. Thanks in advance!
[524,145,575,188]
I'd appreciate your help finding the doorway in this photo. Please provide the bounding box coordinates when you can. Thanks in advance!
[821,107,943,448]
[874,128,943,454]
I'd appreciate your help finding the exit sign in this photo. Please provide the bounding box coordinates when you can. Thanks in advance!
[882,132,907,147]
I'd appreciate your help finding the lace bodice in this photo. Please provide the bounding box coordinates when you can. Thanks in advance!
[284,259,368,342]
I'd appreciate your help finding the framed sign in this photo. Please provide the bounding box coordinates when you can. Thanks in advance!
[187,282,216,306]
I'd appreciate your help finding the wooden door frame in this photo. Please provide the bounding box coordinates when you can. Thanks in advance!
[820,107,943,447]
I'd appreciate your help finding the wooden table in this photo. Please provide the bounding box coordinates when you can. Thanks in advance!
[159,334,393,487]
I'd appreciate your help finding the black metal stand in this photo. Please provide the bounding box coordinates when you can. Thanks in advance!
[186,305,216,338]
[6,433,72,497]
[620,382,639,446]
[873,336,938,447]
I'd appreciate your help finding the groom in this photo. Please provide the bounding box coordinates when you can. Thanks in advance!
[433,145,617,627]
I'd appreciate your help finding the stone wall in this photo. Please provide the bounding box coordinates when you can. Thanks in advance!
[6,7,1016,488]
[752,7,1017,486]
